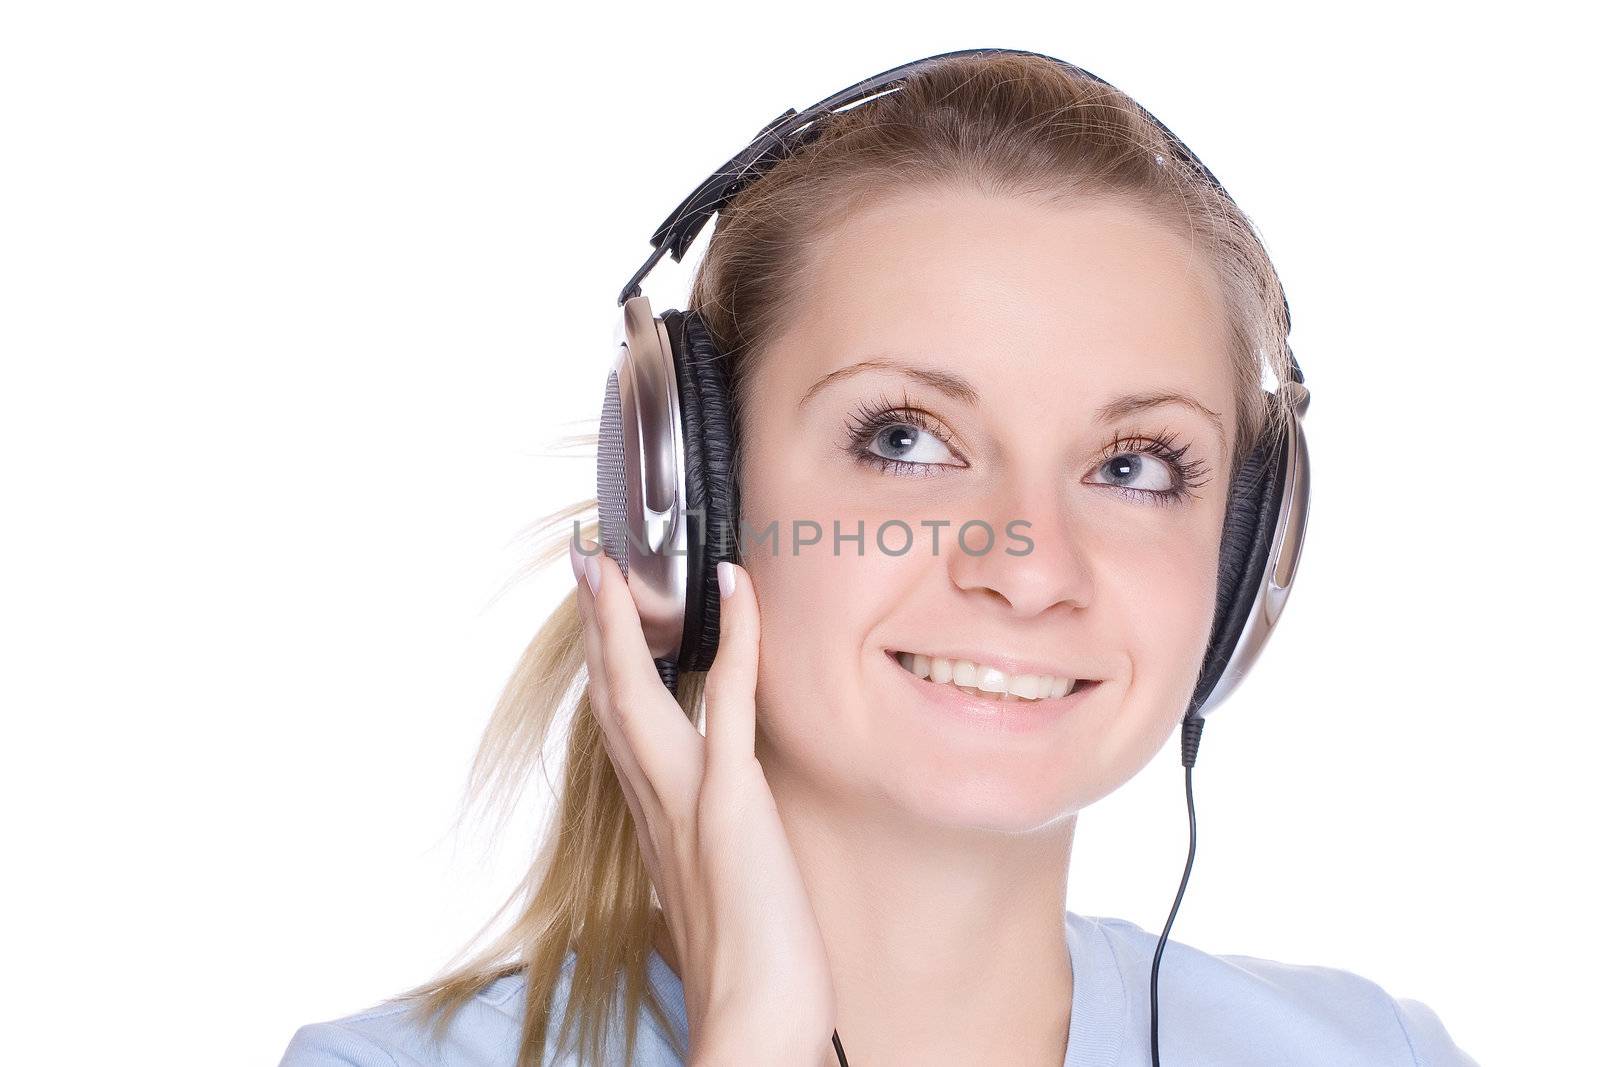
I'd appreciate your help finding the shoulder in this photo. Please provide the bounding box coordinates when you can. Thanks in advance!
[1076,913,1479,1066]
[276,952,688,1067]
[275,972,528,1067]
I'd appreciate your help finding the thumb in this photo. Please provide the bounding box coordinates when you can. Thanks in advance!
[703,560,759,768]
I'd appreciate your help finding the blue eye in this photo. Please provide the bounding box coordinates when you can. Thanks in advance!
[866,422,959,466]
[843,400,966,477]
[1087,431,1212,506]
[1093,452,1176,492]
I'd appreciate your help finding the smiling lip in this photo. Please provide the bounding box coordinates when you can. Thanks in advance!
[882,648,1102,734]
[883,645,1099,685]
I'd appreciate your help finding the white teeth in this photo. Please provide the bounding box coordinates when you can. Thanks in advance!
[892,651,1080,703]
[1010,674,1041,700]
[976,666,1007,694]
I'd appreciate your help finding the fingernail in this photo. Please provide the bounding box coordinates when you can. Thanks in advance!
[716,560,736,598]
[568,537,585,586]
[584,547,602,596]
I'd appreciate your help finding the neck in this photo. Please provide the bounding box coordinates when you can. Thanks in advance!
[757,741,1076,1067]
[647,747,1081,1066]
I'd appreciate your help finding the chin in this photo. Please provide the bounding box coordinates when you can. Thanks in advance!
[846,645,1125,834]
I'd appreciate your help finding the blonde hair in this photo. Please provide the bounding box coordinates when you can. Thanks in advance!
[386,51,1294,1066]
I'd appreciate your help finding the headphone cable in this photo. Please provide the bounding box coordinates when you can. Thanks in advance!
[1151,713,1205,1067]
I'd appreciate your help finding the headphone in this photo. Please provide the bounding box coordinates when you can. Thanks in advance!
[594,47,1312,1067]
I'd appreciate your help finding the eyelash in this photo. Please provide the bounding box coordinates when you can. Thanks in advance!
[841,395,1213,505]
[1095,428,1213,506]
[842,391,963,480]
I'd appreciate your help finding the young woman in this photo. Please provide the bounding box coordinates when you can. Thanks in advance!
[278,50,1478,1067]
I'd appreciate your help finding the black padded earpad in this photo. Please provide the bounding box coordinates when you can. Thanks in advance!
[661,309,740,672]
[1186,418,1288,717]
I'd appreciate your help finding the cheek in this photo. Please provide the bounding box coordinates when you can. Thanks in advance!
[742,542,888,806]
[737,470,876,768]
[1101,511,1223,759]
[1122,528,1219,670]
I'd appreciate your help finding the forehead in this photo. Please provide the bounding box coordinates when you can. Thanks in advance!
[762,185,1236,432]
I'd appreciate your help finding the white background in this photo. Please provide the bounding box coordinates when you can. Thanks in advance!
[3,3,1593,1064]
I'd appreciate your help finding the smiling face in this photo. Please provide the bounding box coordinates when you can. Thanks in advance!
[734,184,1238,834]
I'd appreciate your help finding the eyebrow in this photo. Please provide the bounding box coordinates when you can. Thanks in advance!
[798,357,1227,444]
[799,358,980,408]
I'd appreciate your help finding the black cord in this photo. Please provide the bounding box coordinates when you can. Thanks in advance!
[832,1028,849,1066]
[1150,714,1205,1067]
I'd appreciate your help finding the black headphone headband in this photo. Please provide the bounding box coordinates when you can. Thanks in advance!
[614,46,1301,387]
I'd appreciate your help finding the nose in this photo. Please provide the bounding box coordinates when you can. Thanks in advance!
[946,478,1094,617]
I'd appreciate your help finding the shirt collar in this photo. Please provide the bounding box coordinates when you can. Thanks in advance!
[1063,909,1129,1066]
[643,908,1131,1064]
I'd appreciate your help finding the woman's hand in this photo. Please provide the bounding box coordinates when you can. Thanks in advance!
[569,539,837,1067]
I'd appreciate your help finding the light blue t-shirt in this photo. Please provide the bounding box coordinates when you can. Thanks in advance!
[277,910,1479,1065]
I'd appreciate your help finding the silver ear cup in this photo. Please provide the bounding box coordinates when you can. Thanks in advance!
[595,295,690,661]
[597,371,630,577]
[1191,384,1310,719]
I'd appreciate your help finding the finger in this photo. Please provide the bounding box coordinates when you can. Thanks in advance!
[579,540,702,790]
[571,540,666,879]
[703,560,759,769]
[570,539,635,772]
